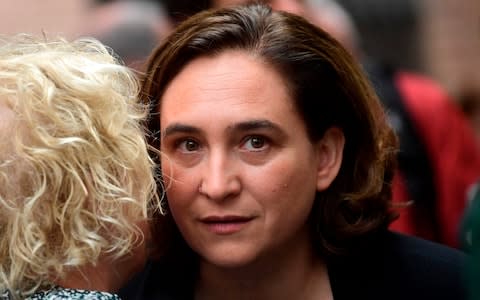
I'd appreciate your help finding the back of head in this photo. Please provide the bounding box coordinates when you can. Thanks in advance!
[144,3,397,257]
[306,0,361,57]
[88,0,172,71]
[0,34,157,297]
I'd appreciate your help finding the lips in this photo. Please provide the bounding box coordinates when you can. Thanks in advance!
[200,215,254,235]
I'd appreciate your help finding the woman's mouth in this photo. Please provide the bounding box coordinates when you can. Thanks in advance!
[200,215,254,235]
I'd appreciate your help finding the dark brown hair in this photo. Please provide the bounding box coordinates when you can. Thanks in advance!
[144,3,398,257]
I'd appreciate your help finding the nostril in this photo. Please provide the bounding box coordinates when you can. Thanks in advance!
[197,177,241,201]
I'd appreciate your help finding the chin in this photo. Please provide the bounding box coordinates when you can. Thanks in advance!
[199,245,261,269]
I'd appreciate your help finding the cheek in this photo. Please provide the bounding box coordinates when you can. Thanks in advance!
[162,153,192,189]
[264,150,317,190]
[253,157,318,210]
[164,172,193,235]
[160,154,173,187]
[161,159,197,210]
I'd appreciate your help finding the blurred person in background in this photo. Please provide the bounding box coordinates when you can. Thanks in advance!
[335,0,421,72]
[85,0,172,71]
[310,0,480,248]
[459,180,480,300]
[458,85,480,143]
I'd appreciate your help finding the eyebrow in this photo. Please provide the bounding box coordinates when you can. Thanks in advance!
[162,119,284,138]
[162,123,202,138]
[229,119,282,133]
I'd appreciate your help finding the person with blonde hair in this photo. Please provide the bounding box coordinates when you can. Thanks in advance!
[0,34,159,299]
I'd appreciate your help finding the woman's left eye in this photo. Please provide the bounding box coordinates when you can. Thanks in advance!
[242,136,268,151]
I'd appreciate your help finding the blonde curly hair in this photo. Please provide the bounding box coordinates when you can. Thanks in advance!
[0,34,159,297]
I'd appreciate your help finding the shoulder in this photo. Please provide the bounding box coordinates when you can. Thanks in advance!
[379,231,465,275]
[27,287,120,300]
[329,230,467,300]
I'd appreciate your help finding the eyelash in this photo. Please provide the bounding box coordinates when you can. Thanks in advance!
[175,138,200,152]
[170,135,271,153]
[241,135,270,152]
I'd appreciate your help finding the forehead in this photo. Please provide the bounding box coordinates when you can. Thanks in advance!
[159,50,303,128]
[161,50,294,116]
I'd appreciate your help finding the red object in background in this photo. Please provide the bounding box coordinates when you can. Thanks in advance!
[389,72,480,248]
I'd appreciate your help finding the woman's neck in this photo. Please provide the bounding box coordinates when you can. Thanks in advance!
[195,230,333,300]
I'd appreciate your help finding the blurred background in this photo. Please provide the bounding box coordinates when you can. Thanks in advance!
[0,0,478,137]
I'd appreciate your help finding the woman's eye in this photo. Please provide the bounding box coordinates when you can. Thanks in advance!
[243,136,268,151]
[178,139,200,152]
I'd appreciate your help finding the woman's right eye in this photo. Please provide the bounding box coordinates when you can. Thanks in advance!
[177,138,200,152]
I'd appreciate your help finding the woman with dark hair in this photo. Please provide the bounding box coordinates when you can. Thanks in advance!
[120,4,466,300]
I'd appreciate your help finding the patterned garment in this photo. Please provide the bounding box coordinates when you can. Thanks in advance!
[22,287,120,300]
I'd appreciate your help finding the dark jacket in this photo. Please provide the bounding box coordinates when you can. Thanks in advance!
[119,231,466,300]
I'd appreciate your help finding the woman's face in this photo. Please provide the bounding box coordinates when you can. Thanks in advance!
[160,50,343,267]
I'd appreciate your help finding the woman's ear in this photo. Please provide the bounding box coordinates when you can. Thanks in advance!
[315,127,345,191]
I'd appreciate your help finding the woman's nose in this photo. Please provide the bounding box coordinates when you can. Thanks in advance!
[198,151,241,202]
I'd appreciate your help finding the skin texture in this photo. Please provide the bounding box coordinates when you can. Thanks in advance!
[159,50,343,298]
